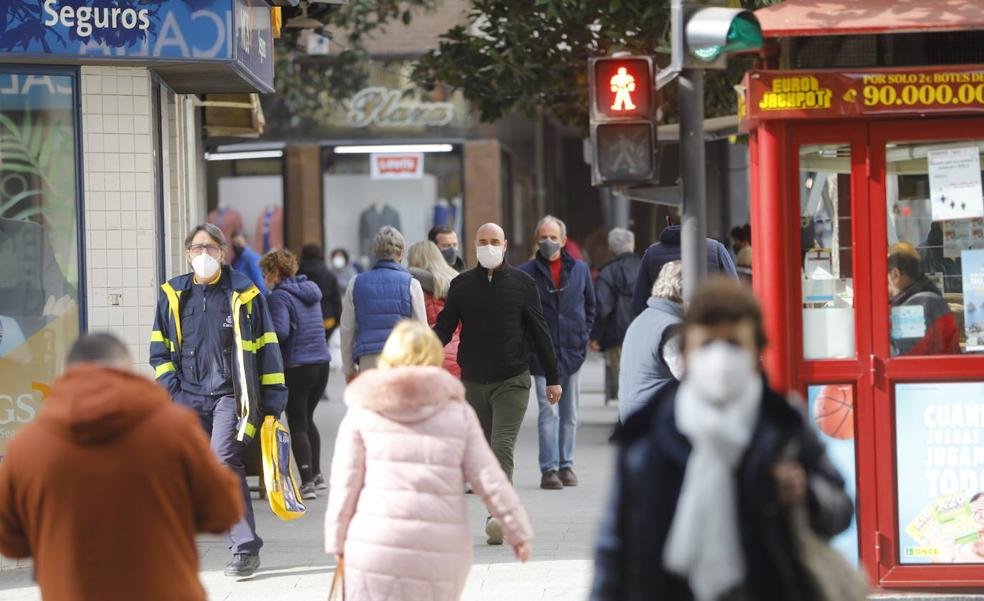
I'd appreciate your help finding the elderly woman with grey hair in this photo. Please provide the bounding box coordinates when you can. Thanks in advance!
[340,226,428,382]
[616,260,685,422]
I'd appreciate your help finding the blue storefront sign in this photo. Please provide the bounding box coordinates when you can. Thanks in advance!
[0,0,273,92]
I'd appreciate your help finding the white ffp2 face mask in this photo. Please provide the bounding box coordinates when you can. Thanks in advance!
[684,340,757,406]
[191,253,220,281]
[476,244,504,269]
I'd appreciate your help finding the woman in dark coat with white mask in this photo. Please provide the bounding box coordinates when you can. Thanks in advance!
[591,278,853,601]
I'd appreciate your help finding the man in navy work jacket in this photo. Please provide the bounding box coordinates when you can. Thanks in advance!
[340,225,428,382]
[150,223,287,579]
[519,216,596,491]
[630,212,737,318]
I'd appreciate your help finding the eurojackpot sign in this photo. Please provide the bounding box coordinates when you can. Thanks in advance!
[740,67,984,128]
[0,0,274,93]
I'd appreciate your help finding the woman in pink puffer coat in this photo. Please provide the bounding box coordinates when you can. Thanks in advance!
[325,321,533,601]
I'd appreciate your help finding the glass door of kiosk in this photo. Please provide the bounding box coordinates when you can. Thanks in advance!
[869,119,984,585]
[790,123,873,570]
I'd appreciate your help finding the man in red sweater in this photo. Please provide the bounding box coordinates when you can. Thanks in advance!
[0,333,243,601]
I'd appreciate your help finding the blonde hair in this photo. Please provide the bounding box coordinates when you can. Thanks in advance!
[379,321,444,369]
[651,260,683,302]
[407,241,458,299]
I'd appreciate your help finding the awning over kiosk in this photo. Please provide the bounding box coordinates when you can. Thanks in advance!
[755,0,984,38]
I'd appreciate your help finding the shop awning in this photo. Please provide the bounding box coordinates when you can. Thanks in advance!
[756,0,984,38]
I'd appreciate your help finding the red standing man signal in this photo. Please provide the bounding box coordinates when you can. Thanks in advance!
[610,66,637,112]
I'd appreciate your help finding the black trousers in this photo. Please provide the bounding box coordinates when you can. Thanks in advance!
[284,362,330,483]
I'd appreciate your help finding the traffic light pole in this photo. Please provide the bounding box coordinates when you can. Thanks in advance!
[678,67,708,302]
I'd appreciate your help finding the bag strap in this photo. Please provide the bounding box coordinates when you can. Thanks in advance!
[328,557,345,601]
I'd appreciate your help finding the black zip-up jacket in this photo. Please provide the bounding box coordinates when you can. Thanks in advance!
[434,264,559,385]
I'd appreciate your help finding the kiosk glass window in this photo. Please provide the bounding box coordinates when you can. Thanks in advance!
[885,141,984,357]
[0,70,82,459]
[799,144,856,360]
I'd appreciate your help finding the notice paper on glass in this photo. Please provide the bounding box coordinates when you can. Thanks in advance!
[963,248,984,352]
[928,146,984,222]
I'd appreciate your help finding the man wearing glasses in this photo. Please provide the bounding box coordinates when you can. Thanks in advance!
[519,216,596,491]
[150,223,287,578]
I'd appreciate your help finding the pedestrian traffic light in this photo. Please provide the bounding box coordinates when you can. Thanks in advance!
[671,1,763,70]
[591,57,655,120]
[588,55,657,186]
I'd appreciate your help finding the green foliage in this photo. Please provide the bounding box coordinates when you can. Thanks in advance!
[0,110,74,225]
[412,0,777,127]
[271,0,441,124]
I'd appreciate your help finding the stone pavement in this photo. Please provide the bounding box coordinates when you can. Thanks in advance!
[0,356,618,601]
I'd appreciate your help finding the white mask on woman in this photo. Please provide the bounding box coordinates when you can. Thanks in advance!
[476,245,504,270]
[684,340,757,406]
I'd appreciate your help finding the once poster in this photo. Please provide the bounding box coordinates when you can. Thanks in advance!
[927,147,984,223]
[896,382,984,564]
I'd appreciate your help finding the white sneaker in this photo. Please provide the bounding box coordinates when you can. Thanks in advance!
[485,516,503,545]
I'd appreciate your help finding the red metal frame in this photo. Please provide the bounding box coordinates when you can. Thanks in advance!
[754,115,984,588]
[868,118,984,587]
[785,122,881,582]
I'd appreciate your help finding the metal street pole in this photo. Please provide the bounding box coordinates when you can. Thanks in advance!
[678,67,707,302]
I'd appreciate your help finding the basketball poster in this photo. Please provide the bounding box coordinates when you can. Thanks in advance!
[808,384,859,564]
[896,382,984,564]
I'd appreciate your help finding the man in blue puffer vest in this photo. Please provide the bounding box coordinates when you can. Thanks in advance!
[340,226,428,382]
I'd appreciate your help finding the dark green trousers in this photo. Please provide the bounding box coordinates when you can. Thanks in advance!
[463,371,531,482]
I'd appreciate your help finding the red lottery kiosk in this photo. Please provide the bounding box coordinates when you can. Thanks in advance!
[744,0,984,590]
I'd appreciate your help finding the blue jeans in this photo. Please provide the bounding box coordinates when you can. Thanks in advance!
[185,393,263,556]
[534,372,580,473]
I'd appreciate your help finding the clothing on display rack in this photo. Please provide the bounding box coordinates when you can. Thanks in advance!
[358,203,402,262]
[253,205,284,254]
[208,207,245,263]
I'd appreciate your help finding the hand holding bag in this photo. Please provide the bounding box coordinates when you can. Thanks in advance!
[783,441,867,601]
[260,415,306,520]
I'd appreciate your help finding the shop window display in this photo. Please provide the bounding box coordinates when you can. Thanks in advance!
[0,70,81,458]
[886,141,984,356]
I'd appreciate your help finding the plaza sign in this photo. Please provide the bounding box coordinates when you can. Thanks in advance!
[0,0,274,93]
[347,87,455,129]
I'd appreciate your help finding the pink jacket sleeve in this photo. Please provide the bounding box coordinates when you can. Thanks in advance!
[461,405,533,546]
[324,408,366,555]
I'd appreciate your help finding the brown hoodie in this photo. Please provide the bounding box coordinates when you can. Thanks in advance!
[0,365,243,601]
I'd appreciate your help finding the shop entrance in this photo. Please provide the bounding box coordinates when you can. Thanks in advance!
[786,118,984,585]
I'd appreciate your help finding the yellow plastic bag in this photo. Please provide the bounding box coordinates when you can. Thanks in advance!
[260,415,306,521]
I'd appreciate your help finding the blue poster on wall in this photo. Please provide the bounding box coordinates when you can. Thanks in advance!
[807,384,860,564]
[896,382,984,564]
[0,0,272,92]
[963,249,984,352]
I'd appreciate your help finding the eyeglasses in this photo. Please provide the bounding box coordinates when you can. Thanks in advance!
[189,243,222,256]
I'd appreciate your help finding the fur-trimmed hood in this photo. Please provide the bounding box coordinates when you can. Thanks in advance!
[344,366,465,423]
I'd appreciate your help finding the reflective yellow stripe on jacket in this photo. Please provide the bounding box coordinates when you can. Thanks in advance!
[150,330,174,352]
[243,332,278,353]
[161,283,183,348]
[260,373,285,386]
[155,362,176,378]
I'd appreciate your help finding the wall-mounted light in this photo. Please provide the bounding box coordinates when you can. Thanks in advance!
[204,150,285,161]
[333,144,454,154]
